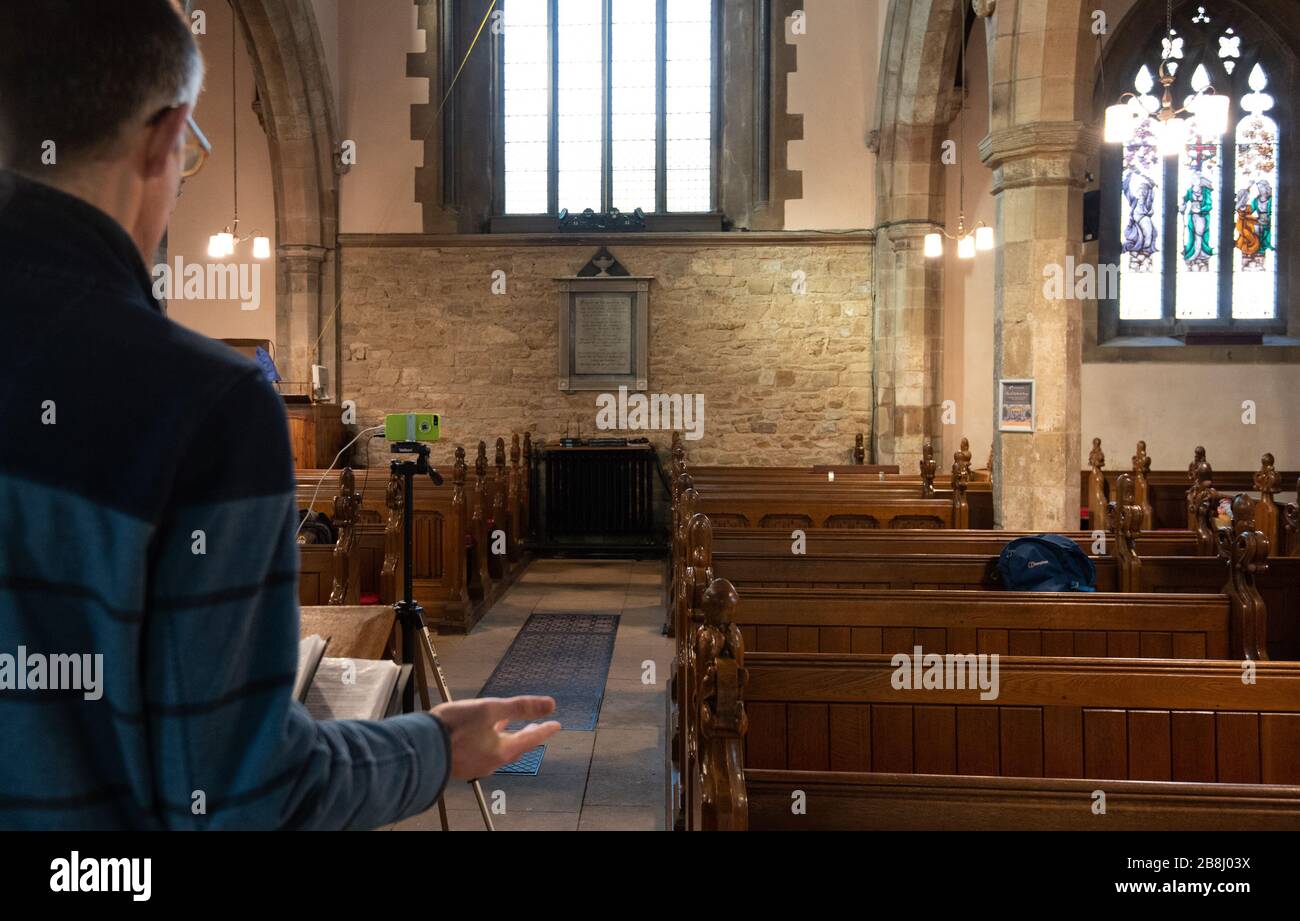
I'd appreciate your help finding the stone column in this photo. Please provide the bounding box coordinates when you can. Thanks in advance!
[276,243,330,387]
[981,122,1095,530]
[873,222,944,473]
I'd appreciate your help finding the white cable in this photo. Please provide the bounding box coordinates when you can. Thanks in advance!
[295,424,385,539]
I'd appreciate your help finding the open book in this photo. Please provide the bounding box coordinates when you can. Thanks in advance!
[304,657,411,721]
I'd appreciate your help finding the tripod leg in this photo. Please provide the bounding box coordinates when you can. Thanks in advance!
[410,653,452,832]
[417,627,497,832]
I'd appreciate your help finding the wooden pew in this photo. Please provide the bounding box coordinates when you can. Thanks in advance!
[1118,479,1299,659]
[294,431,533,632]
[732,587,1231,658]
[1081,442,1300,531]
[746,772,1300,831]
[705,479,1294,660]
[676,580,1300,831]
[673,433,989,529]
[681,514,1243,659]
[667,497,1285,826]
[740,653,1300,829]
[297,467,364,606]
[709,527,1201,557]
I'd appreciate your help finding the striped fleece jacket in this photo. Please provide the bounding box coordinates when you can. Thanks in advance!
[0,171,450,829]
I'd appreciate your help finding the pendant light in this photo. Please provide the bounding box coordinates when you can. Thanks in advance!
[925,5,994,260]
[208,16,270,261]
[1104,0,1227,151]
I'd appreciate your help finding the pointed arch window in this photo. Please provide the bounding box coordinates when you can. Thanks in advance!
[1101,2,1291,337]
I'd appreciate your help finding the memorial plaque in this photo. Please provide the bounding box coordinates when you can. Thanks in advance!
[573,294,634,375]
[557,254,650,392]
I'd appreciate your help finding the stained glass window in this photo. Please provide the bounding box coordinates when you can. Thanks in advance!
[500,0,716,216]
[1175,65,1222,319]
[1118,67,1163,321]
[1108,3,1284,330]
[1231,64,1279,320]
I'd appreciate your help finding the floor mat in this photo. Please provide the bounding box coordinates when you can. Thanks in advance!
[478,613,620,774]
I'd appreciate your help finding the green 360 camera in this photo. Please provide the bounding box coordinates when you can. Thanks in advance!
[385,412,441,444]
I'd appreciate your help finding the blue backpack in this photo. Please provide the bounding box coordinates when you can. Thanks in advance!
[996,534,1096,592]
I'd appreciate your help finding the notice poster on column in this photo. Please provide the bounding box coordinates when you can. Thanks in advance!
[998,379,1036,433]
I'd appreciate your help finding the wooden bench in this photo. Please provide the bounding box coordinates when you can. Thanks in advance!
[296,468,371,606]
[672,436,985,531]
[683,437,995,526]
[293,432,533,633]
[730,587,1230,658]
[709,527,1202,557]
[675,579,1300,830]
[703,481,1297,659]
[739,653,1300,826]
[1083,440,1299,532]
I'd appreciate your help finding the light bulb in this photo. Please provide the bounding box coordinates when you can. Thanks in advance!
[213,232,235,257]
[252,236,272,260]
[975,225,995,251]
[957,234,976,259]
[1158,117,1188,156]
[1104,103,1137,143]
[209,233,236,259]
[924,233,944,258]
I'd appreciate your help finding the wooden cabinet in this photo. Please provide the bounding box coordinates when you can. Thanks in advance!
[285,402,346,470]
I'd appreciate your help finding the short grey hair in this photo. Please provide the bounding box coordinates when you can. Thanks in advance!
[0,0,205,174]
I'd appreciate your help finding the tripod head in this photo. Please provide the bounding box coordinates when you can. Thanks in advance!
[390,440,444,485]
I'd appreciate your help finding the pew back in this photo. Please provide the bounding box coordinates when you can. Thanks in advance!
[733,588,1231,659]
[743,654,1300,784]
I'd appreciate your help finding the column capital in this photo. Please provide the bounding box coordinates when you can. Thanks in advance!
[277,243,329,265]
[979,121,1098,194]
[878,220,944,251]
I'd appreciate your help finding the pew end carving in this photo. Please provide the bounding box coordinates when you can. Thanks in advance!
[1218,493,1272,661]
[1187,459,1216,535]
[1253,453,1281,550]
[1087,438,1108,532]
[950,439,972,529]
[693,576,748,832]
[328,467,361,605]
[1132,440,1154,530]
[1110,473,1143,593]
[920,441,937,498]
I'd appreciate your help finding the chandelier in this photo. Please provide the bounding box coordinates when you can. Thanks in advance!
[207,16,270,261]
[925,4,994,260]
[1103,0,1229,152]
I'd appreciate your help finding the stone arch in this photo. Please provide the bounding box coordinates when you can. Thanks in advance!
[230,0,341,386]
[875,0,1104,527]
[872,0,965,470]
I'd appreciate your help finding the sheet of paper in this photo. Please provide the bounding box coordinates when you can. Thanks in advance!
[305,657,401,721]
[294,635,328,703]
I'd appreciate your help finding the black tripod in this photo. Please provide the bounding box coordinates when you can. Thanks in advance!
[390,442,495,831]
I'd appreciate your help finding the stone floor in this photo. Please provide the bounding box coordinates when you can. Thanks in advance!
[387,557,670,832]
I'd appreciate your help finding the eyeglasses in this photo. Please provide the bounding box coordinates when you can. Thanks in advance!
[182,115,211,179]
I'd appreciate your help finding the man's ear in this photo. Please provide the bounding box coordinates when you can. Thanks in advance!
[142,104,190,180]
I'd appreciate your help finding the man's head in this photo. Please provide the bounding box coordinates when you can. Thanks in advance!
[0,0,205,261]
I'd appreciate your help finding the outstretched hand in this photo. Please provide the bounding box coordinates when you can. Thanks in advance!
[431,696,561,780]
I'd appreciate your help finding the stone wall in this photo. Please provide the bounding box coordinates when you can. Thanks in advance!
[338,237,874,466]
